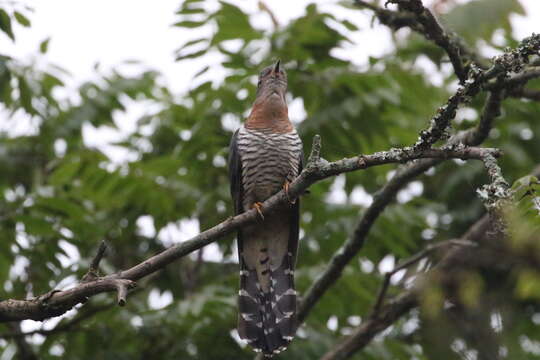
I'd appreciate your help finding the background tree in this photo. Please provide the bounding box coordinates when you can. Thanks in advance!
[1,0,539,359]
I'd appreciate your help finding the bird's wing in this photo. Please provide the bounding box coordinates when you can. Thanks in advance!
[228,129,243,215]
[288,151,303,268]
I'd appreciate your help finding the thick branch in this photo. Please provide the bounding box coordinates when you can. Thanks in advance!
[387,0,468,82]
[370,239,476,317]
[0,304,112,339]
[0,143,495,322]
[511,88,540,101]
[318,138,540,360]
[355,0,480,78]
[320,291,418,360]
[320,210,509,360]
[415,34,540,149]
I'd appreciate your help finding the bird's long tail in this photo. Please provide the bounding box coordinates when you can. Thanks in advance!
[238,249,296,357]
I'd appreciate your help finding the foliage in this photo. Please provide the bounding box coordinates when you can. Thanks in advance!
[0,0,539,359]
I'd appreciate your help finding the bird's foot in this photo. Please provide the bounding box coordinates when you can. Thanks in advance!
[252,202,265,220]
[283,181,296,204]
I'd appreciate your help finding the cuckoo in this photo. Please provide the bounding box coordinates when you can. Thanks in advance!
[228,60,303,356]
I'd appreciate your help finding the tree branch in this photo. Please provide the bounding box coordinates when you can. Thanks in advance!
[297,56,511,335]
[0,304,113,339]
[355,0,482,79]
[414,34,540,149]
[511,88,540,101]
[0,141,498,322]
[386,0,468,82]
[370,239,476,317]
[81,240,107,283]
[321,295,419,360]
[318,165,540,360]
[5,323,38,360]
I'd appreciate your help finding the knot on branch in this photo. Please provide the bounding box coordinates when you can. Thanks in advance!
[477,154,511,208]
[305,134,327,177]
[115,279,137,306]
[82,241,107,283]
[496,33,540,73]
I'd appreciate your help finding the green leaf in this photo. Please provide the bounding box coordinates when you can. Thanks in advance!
[36,197,86,219]
[14,11,31,27]
[0,9,15,41]
[49,159,81,185]
[211,1,261,45]
[176,7,205,15]
[173,20,206,28]
[40,37,50,53]
[175,49,207,61]
[441,0,525,44]
[17,75,34,114]
[15,215,56,236]
[341,19,359,32]
[177,38,207,51]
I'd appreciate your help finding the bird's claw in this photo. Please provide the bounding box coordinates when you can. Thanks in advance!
[253,202,265,220]
[283,181,296,204]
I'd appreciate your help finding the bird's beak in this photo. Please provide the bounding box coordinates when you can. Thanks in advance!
[273,59,281,74]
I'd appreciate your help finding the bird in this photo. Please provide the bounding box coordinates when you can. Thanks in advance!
[228,60,303,357]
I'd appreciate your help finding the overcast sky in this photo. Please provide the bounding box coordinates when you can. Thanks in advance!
[1,0,538,92]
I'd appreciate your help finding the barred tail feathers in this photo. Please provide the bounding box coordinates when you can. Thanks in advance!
[238,249,296,356]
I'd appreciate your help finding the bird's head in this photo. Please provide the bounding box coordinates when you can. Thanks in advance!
[256,60,287,103]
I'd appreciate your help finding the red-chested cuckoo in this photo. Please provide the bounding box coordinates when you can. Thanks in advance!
[228,60,303,356]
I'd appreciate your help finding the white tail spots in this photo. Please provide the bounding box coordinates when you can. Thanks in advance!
[283,289,297,296]
[238,289,257,302]
[276,311,294,322]
[275,288,297,302]
[239,270,249,276]
[284,269,294,275]
[241,313,254,321]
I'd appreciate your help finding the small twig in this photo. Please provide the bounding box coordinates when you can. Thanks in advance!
[467,90,504,146]
[258,1,279,29]
[307,134,322,165]
[82,240,107,283]
[510,88,540,101]
[370,239,476,318]
[114,279,136,306]
[387,0,468,82]
[477,154,510,206]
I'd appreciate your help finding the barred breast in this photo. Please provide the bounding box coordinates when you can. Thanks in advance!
[236,126,302,212]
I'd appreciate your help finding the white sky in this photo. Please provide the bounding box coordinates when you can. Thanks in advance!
[2,0,536,92]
